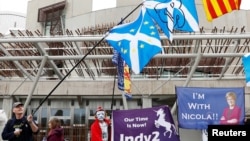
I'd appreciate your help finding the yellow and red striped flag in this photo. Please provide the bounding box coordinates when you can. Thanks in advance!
[202,0,241,21]
[123,63,131,97]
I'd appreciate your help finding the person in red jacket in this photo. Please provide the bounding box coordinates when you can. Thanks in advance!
[46,117,64,141]
[90,106,111,141]
[220,92,242,125]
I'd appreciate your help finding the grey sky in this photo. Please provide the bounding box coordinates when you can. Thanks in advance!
[0,0,29,14]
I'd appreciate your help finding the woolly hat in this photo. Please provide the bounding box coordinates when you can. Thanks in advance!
[96,106,104,112]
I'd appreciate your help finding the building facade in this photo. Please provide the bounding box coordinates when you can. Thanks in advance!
[1,0,250,141]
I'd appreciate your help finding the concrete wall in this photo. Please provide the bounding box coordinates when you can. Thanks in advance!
[1,79,250,110]
[116,0,141,7]
[26,0,250,33]
[1,79,250,96]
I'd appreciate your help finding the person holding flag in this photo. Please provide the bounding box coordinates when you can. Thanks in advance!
[1,102,39,141]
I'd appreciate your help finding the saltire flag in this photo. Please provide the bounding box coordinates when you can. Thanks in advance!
[202,0,241,21]
[240,0,250,10]
[106,7,162,74]
[112,49,132,99]
[242,53,250,87]
[144,0,199,41]
[112,105,180,141]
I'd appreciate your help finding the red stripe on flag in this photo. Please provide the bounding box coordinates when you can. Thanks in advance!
[229,0,237,10]
[217,0,228,14]
[237,0,242,9]
[206,0,218,19]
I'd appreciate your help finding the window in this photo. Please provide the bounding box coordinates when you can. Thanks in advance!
[38,1,65,35]
[51,108,71,126]
[40,108,48,127]
[74,108,86,124]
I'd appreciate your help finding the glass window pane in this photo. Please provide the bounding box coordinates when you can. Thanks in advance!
[73,108,85,124]
[89,109,95,116]
[51,108,70,116]
[41,108,48,127]
[51,108,71,126]
[31,108,39,124]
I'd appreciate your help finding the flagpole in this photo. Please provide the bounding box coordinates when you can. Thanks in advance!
[110,74,116,114]
[32,2,144,115]
[122,93,128,110]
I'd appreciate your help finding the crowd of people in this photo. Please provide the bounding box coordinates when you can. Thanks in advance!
[0,101,249,141]
[0,102,111,141]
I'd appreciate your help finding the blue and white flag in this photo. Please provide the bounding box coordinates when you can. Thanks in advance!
[144,0,174,41]
[144,0,199,41]
[106,7,162,74]
[242,53,250,86]
[172,0,199,32]
[112,49,125,90]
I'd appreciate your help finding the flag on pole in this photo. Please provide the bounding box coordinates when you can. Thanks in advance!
[123,63,132,99]
[144,0,174,41]
[172,0,199,32]
[106,7,162,74]
[144,0,199,41]
[240,0,250,10]
[242,53,250,87]
[112,50,132,99]
[202,0,241,21]
[112,49,125,90]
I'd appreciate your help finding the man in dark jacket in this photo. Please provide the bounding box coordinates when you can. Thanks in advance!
[1,102,39,141]
[90,106,111,141]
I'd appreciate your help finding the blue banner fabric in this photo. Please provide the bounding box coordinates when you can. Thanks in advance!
[176,87,245,129]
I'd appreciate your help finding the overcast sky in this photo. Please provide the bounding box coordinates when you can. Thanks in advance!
[0,0,29,14]
[93,0,116,11]
[0,0,116,14]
